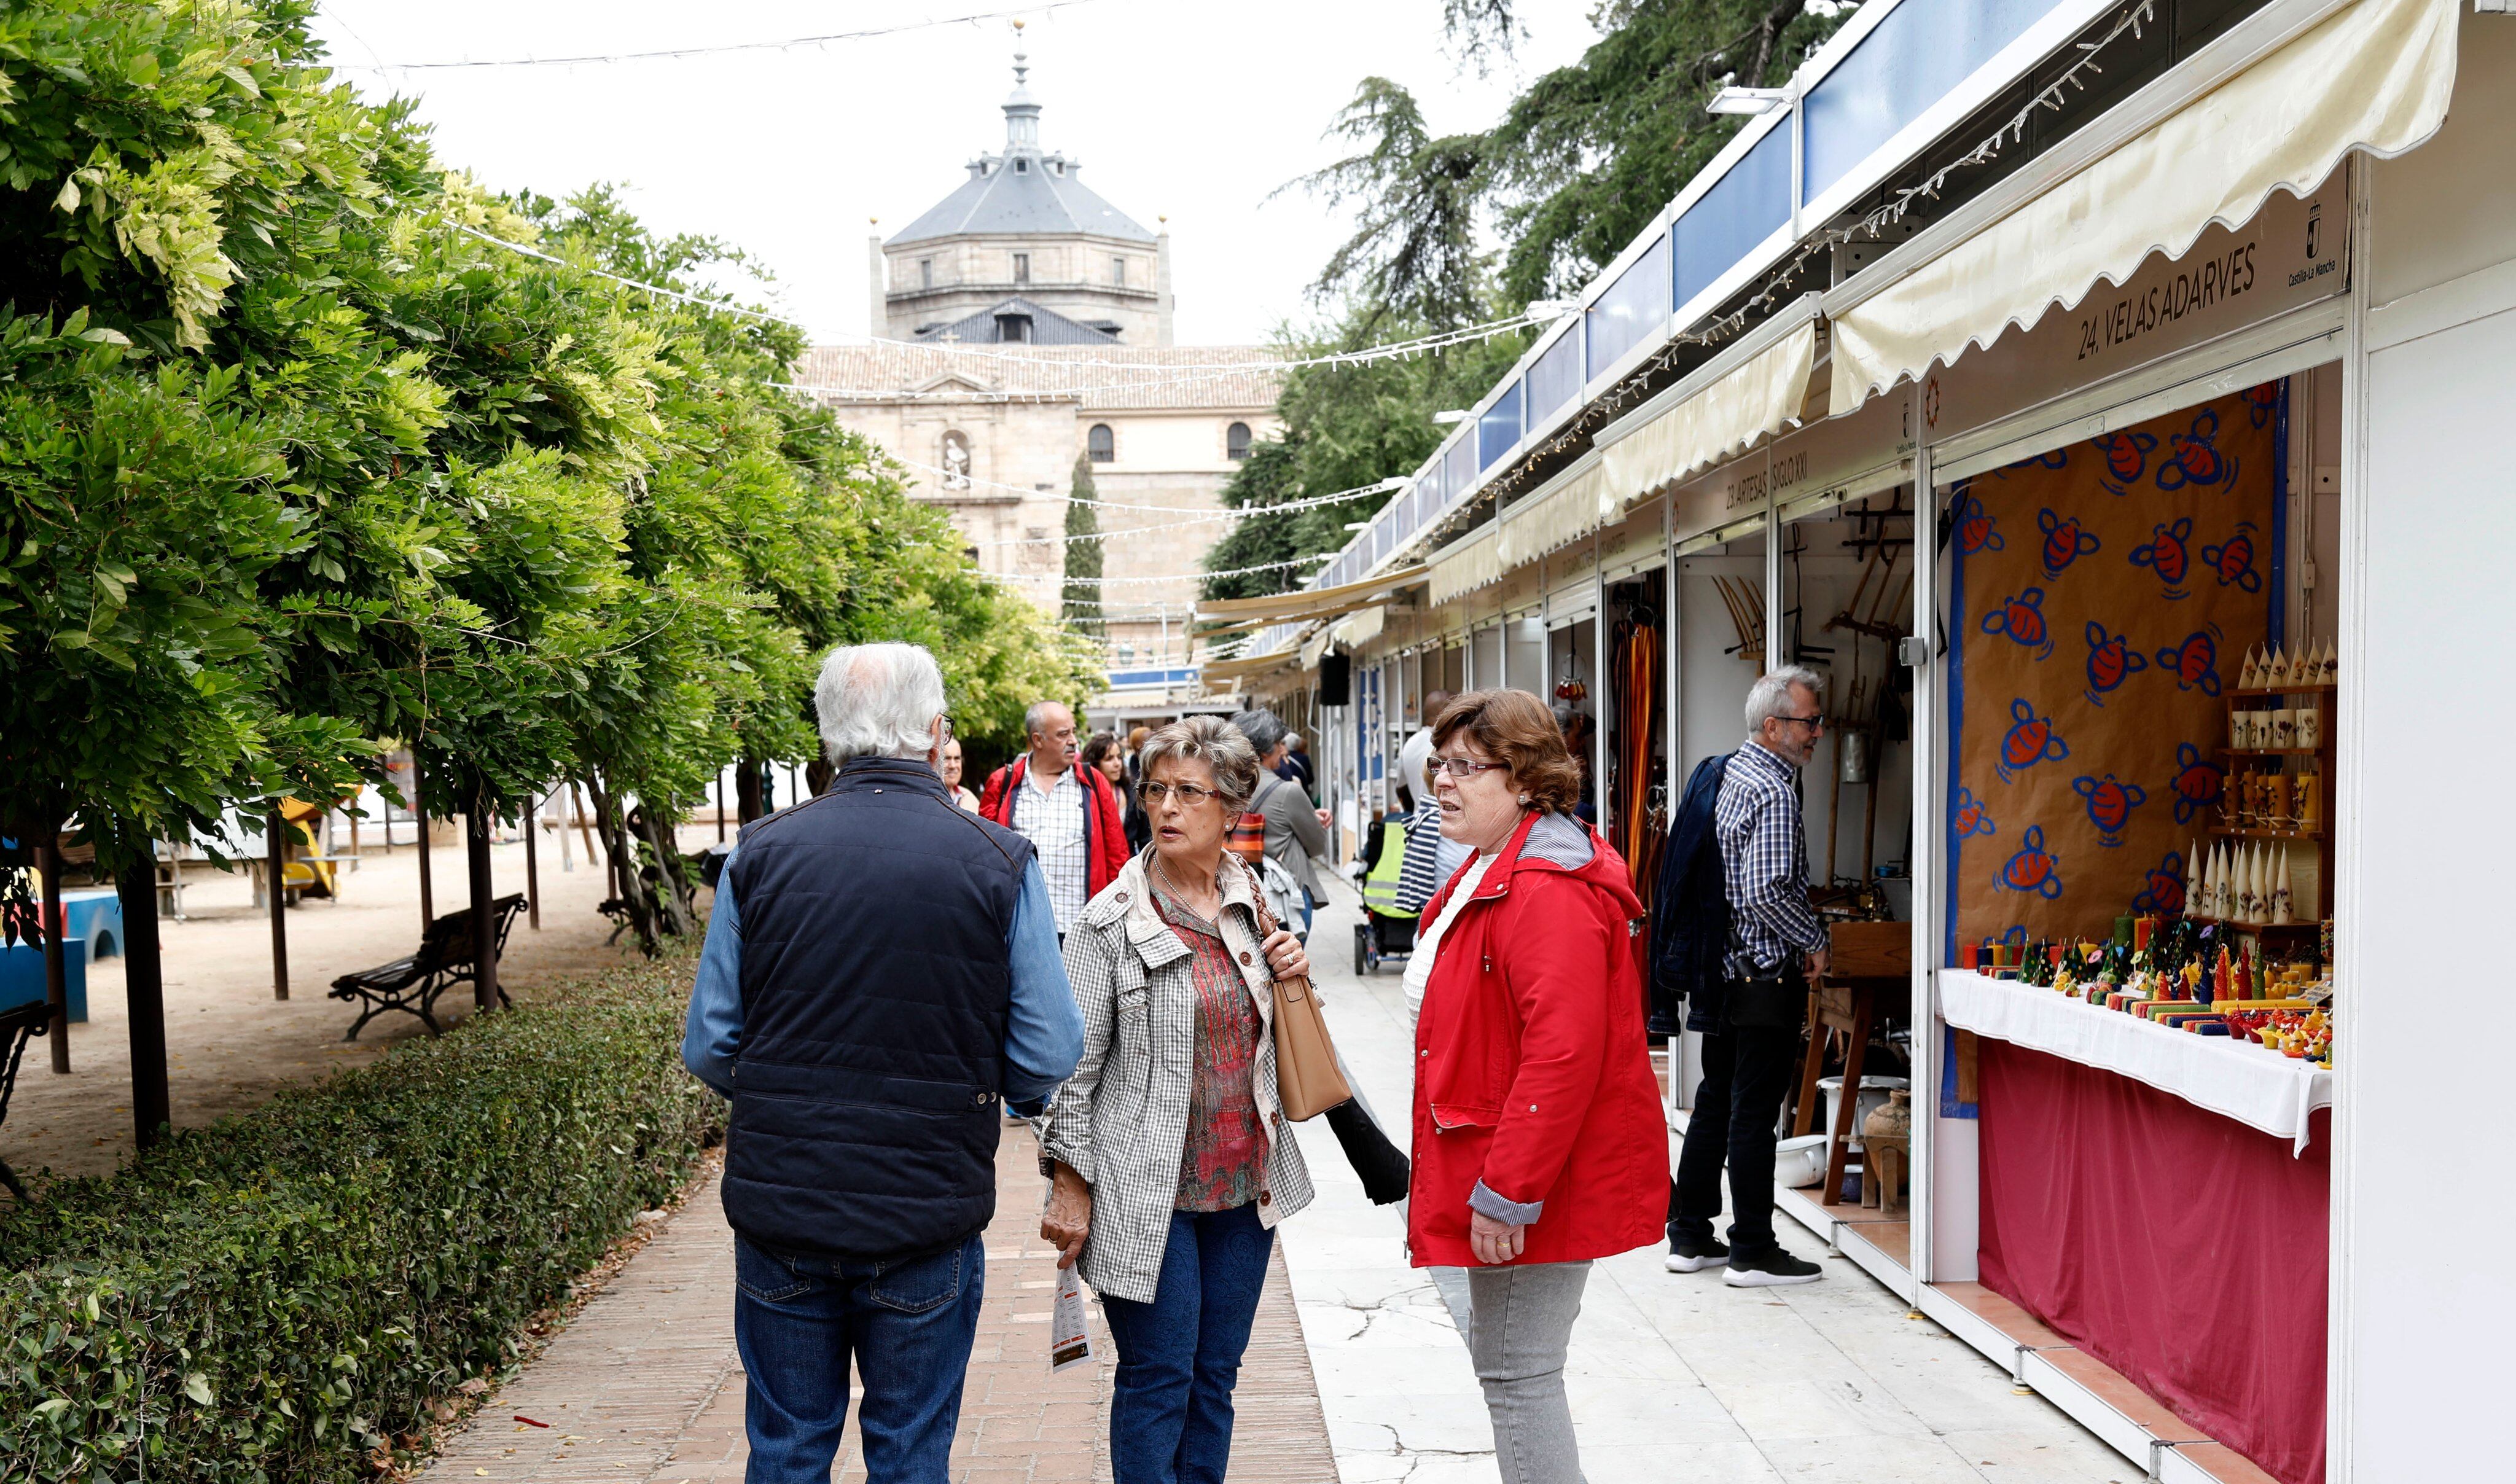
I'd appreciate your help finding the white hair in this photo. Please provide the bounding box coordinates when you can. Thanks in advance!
[816,642,947,763]
[1744,665,1827,732]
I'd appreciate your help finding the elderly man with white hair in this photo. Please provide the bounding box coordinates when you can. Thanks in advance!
[682,641,1083,1484]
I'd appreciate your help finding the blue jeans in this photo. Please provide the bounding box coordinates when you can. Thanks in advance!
[1098,1202,1275,1484]
[733,1231,984,1484]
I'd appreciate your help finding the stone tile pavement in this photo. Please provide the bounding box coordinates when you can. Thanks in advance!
[418,1127,1332,1484]
[1285,883,2137,1484]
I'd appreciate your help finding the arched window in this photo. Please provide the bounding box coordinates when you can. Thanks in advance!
[1088,423,1115,463]
[1227,421,1252,461]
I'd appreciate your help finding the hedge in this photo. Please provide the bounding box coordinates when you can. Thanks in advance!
[0,955,723,1482]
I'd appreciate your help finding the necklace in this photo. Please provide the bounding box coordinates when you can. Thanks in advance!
[1152,854,1222,920]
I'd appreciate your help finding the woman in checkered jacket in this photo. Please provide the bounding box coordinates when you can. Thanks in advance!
[1039,714,1315,1484]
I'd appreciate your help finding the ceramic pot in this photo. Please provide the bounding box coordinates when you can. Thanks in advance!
[1864,1089,1913,1144]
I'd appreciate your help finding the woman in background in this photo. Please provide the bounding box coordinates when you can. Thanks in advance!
[1085,731,1152,854]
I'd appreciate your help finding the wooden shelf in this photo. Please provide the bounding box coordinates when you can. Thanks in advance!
[2216,747,2327,757]
[2208,825,2323,840]
[2187,915,2319,932]
[2230,682,2335,697]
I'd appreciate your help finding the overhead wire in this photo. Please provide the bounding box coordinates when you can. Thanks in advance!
[886,455,1405,517]
[329,3,1108,71]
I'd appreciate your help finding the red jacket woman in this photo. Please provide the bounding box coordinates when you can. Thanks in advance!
[1407,805,1666,1268]
[1399,688,1664,1484]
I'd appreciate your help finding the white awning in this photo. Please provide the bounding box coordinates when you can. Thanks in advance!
[1497,458,1608,569]
[1828,0,2458,416]
[1598,308,1820,504]
[1426,526,1505,606]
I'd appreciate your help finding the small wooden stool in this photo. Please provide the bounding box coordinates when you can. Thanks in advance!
[1861,1134,1908,1216]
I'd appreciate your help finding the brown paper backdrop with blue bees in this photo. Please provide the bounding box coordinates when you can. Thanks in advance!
[1947,385,2283,956]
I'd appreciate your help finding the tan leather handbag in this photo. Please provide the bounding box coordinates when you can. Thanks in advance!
[1243,861,1351,1122]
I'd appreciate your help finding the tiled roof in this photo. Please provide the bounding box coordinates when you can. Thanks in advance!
[890,152,1157,246]
[789,343,1287,412]
[914,297,1120,346]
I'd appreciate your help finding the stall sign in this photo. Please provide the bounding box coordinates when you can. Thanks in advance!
[1923,176,2344,447]
[1667,378,1908,546]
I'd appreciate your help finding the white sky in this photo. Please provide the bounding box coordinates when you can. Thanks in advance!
[308,1,1605,347]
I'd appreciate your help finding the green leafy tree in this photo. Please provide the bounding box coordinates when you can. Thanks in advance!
[1301,0,1851,321]
[1202,311,1528,603]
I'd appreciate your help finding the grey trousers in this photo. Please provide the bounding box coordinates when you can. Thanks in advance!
[1465,1260,1591,1484]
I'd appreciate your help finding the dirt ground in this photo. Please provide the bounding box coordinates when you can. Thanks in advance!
[4,814,730,1188]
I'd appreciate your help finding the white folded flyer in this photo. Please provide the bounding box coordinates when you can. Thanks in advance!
[1049,1264,1093,1373]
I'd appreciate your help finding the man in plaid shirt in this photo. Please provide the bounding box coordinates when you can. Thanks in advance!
[1670,665,1832,1288]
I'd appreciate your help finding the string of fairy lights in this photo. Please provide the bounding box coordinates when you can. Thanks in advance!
[883,455,1404,532]
[1463,0,2162,531]
[442,219,1551,394]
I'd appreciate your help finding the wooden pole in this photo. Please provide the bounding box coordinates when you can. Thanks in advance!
[523,788,542,931]
[715,774,726,843]
[467,784,499,1014]
[266,806,289,1000]
[115,851,170,1151]
[38,840,68,1074]
[414,750,435,926]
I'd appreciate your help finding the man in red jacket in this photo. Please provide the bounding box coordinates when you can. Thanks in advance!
[979,701,1130,938]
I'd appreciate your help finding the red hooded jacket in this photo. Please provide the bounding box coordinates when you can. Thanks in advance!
[1408,809,1666,1268]
[979,753,1133,899]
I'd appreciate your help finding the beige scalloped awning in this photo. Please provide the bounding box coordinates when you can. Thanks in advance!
[1829,0,2458,416]
[1193,564,1427,628]
[1496,459,1609,569]
[1598,318,1819,504]
[1426,528,1507,606]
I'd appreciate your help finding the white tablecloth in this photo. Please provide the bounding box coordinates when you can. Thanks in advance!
[1937,969,2332,1155]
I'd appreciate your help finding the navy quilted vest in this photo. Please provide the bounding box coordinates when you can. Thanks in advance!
[720,756,1033,1261]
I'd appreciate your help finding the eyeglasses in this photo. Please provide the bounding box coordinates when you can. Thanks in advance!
[1432,757,1510,779]
[1139,780,1222,807]
[1773,714,1826,731]
[936,712,956,741]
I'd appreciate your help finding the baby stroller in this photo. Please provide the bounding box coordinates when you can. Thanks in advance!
[1353,814,1419,975]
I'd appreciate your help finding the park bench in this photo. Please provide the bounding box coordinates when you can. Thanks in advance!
[327,894,526,1041]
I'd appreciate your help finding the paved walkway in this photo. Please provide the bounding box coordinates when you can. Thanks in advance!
[423,877,2128,1484]
[1286,883,2133,1484]
[419,1127,1333,1484]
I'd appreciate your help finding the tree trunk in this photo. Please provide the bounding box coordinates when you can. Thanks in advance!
[735,752,765,824]
[582,772,659,956]
[803,757,834,800]
[115,848,170,1151]
[267,805,290,1001]
[38,837,68,1074]
[466,782,500,1014]
[633,808,696,939]
[523,788,542,931]
[413,748,436,927]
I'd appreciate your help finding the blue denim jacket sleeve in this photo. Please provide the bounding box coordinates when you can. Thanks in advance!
[682,840,744,1098]
[1002,859,1084,1117]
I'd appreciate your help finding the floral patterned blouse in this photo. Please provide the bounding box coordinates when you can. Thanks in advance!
[1149,866,1267,1212]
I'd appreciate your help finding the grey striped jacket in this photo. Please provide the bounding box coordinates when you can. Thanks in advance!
[1040,851,1315,1303]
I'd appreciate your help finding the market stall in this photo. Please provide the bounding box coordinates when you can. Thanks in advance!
[1236,3,2514,1478]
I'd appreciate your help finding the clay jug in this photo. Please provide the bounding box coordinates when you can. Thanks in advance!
[1864,1088,1913,1144]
